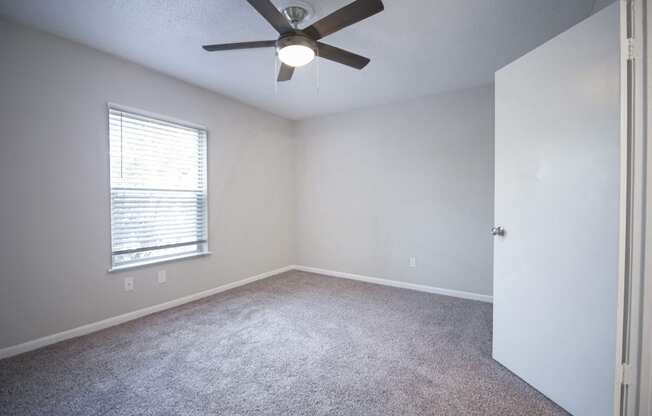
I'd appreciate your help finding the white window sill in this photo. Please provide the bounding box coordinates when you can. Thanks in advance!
[108,251,211,273]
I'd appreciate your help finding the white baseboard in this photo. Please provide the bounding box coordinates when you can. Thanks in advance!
[0,265,293,360]
[0,264,491,360]
[292,265,493,303]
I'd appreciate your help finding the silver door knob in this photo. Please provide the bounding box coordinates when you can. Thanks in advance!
[492,226,505,236]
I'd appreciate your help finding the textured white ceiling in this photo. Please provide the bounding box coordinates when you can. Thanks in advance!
[0,0,599,119]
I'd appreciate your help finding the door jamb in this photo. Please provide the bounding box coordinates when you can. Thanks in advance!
[615,0,648,415]
[635,1,651,414]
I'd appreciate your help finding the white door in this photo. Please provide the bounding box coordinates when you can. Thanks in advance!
[492,4,621,416]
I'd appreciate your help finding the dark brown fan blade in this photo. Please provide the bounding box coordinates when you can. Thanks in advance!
[202,40,276,51]
[277,63,295,81]
[303,0,383,40]
[246,0,294,34]
[317,42,370,69]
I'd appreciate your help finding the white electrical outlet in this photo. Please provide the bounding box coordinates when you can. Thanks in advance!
[409,257,417,268]
[157,270,167,284]
[124,277,134,292]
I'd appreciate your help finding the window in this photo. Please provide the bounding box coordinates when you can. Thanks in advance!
[109,105,208,269]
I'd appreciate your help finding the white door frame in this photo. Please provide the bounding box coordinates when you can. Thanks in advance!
[635,1,651,414]
[616,0,648,415]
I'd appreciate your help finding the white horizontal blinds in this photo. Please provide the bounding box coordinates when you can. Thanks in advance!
[109,107,207,267]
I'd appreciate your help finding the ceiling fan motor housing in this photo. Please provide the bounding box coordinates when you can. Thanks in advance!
[276,33,317,53]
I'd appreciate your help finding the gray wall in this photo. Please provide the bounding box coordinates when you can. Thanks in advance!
[293,85,495,296]
[0,20,295,349]
[0,20,497,350]
[592,0,617,14]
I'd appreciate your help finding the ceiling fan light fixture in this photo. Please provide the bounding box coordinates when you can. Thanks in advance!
[278,44,315,67]
[202,0,384,81]
[277,34,317,67]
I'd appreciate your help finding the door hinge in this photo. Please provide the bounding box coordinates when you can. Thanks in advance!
[625,38,635,60]
[619,363,633,386]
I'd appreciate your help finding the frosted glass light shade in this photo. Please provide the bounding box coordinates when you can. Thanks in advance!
[278,44,315,67]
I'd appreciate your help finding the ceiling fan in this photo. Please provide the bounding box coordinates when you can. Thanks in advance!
[202,0,384,82]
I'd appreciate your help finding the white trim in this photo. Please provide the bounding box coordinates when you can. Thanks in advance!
[614,1,631,413]
[0,266,293,360]
[0,264,493,360]
[107,102,207,130]
[635,0,650,414]
[615,1,648,414]
[108,251,212,273]
[292,265,493,303]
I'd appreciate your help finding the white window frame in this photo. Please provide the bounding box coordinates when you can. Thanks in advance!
[107,103,209,271]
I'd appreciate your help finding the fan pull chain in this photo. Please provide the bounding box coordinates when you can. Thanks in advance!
[316,49,320,95]
[273,50,279,94]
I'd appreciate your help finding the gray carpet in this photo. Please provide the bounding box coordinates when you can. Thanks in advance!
[0,271,569,415]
